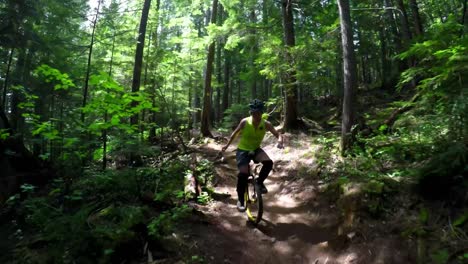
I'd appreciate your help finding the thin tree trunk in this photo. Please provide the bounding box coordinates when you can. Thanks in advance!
[461,0,467,36]
[130,0,152,126]
[2,48,14,110]
[102,32,116,171]
[281,0,299,130]
[222,49,230,112]
[395,0,413,43]
[338,0,357,154]
[379,27,389,89]
[10,49,25,131]
[81,0,101,123]
[356,27,366,86]
[384,0,402,51]
[409,0,423,36]
[384,0,406,74]
[216,38,222,123]
[249,9,258,100]
[237,78,241,104]
[188,64,193,132]
[149,0,161,140]
[200,0,218,137]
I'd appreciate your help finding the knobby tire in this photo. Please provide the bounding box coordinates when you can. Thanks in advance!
[245,177,263,224]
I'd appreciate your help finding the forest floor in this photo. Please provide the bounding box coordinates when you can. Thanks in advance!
[175,132,415,264]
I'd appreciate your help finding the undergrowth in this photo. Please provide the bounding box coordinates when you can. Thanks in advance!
[2,154,217,264]
[313,104,467,264]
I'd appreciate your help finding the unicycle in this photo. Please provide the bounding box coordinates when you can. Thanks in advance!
[245,164,263,224]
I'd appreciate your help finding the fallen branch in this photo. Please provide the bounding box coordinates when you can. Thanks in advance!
[383,92,421,129]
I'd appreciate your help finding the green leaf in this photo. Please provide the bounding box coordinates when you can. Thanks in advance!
[419,208,429,224]
[0,129,10,140]
[225,34,242,50]
[431,249,449,264]
[453,212,468,227]
[378,124,388,132]
[111,115,120,126]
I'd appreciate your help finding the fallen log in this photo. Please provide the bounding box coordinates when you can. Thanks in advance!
[382,92,421,130]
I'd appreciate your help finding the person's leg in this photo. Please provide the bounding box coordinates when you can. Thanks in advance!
[254,148,273,193]
[236,150,251,211]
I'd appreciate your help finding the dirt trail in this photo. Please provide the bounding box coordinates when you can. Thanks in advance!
[184,134,410,264]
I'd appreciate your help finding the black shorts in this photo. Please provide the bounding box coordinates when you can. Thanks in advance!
[236,148,265,168]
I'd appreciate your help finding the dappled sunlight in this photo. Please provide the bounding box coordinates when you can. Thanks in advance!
[336,252,359,263]
[190,133,416,263]
[273,241,295,255]
[270,192,300,208]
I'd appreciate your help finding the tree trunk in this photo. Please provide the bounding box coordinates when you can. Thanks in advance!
[337,0,357,154]
[130,0,152,126]
[10,49,26,131]
[2,48,14,110]
[409,0,423,36]
[249,9,258,100]
[395,0,413,43]
[201,0,218,137]
[216,38,222,123]
[149,0,161,140]
[461,0,467,36]
[102,31,117,171]
[222,49,230,112]
[0,108,51,204]
[281,0,299,130]
[379,26,390,89]
[81,0,101,123]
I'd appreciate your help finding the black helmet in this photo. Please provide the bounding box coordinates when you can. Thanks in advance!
[249,99,264,112]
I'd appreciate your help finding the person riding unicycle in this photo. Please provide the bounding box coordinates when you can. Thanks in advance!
[221,99,283,212]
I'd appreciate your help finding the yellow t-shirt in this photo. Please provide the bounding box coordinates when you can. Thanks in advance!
[238,117,266,151]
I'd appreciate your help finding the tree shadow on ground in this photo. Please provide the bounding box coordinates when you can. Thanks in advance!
[211,192,234,203]
[255,219,336,244]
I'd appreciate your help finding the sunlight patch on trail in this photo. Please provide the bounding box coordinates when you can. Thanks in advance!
[273,242,295,255]
[271,194,299,208]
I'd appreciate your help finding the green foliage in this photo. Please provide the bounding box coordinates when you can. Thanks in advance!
[8,153,193,263]
[197,191,212,205]
[221,103,249,130]
[34,64,76,90]
[417,141,467,199]
[188,254,205,263]
[365,180,384,194]
[195,159,215,187]
[452,212,468,227]
[419,208,429,225]
[147,205,190,239]
[397,17,468,142]
[0,129,10,140]
[430,249,449,264]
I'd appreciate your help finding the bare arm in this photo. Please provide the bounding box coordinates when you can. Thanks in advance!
[265,121,283,148]
[221,119,246,152]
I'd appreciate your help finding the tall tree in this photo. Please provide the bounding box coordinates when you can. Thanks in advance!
[131,0,152,125]
[81,0,101,123]
[409,0,423,36]
[395,0,413,43]
[462,0,467,35]
[200,0,218,137]
[281,0,299,130]
[337,0,357,154]
[222,49,231,112]
[2,48,14,110]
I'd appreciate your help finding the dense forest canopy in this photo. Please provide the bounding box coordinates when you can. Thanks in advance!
[0,0,467,263]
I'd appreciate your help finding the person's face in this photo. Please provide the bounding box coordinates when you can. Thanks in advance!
[251,110,262,121]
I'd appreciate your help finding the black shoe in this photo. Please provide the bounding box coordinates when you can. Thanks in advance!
[237,201,246,212]
[256,180,268,194]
